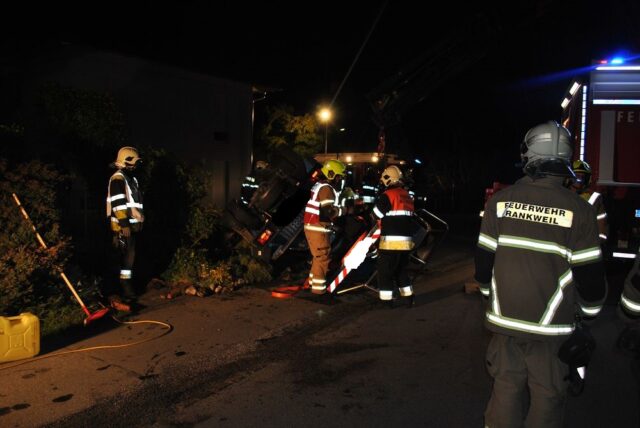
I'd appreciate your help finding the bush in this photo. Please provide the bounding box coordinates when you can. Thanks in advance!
[161,162,272,290]
[227,241,272,284]
[0,159,85,336]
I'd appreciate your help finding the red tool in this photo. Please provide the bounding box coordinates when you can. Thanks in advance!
[271,278,310,298]
[12,193,110,325]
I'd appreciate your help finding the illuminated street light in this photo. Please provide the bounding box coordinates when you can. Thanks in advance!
[318,107,332,154]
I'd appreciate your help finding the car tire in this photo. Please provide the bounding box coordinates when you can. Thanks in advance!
[226,200,263,230]
[251,176,291,212]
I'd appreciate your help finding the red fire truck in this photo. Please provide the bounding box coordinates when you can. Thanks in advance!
[561,56,640,262]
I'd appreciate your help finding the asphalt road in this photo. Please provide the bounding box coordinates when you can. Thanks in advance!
[2,237,639,427]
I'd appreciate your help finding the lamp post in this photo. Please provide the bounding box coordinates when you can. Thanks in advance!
[318,107,332,154]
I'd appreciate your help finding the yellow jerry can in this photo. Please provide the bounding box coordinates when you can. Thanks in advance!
[0,313,40,363]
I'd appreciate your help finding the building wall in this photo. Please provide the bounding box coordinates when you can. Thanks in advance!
[25,47,252,208]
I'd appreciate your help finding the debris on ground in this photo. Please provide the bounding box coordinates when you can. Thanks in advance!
[147,278,245,301]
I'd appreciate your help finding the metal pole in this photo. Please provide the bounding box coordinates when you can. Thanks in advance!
[324,123,328,154]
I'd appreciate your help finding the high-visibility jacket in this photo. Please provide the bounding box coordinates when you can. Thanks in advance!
[373,185,415,251]
[580,190,608,241]
[106,170,144,232]
[303,181,341,233]
[621,246,640,317]
[475,175,606,340]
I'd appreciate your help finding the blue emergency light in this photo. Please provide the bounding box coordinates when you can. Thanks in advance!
[610,57,625,65]
[635,209,640,218]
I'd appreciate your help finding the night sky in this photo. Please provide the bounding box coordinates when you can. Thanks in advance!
[3,1,640,181]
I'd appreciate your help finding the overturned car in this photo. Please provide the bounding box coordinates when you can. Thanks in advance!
[222,147,448,289]
[222,146,320,262]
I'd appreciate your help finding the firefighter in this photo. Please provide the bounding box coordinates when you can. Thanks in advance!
[570,159,608,243]
[475,121,606,427]
[621,245,640,318]
[373,165,416,307]
[303,159,346,295]
[106,146,144,312]
[617,244,640,352]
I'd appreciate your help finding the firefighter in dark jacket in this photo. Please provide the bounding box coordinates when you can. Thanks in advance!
[617,245,640,361]
[475,121,606,427]
[621,246,640,318]
[303,160,346,294]
[570,159,608,243]
[373,165,415,307]
[106,146,144,311]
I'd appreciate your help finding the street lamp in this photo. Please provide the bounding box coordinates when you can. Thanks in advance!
[318,107,332,154]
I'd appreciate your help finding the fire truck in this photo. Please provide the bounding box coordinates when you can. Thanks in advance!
[560,56,640,261]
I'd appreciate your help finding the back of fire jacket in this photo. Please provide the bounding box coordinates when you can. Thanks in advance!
[475,175,606,341]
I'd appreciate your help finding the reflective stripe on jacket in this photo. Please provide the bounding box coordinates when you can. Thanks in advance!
[581,191,608,240]
[621,247,640,317]
[476,176,605,340]
[374,186,415,251]
[304,182,339,232]
[106,170,144,232]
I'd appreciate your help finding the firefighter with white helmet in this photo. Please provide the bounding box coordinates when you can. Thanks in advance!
[475,121,606,427]
[373,164,416,307]
[303,159,347,294]
[105,146,144,311]
[570,159,608,243]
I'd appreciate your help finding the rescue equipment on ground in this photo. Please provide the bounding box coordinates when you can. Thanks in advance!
[12,193,110,326]
[0,313,40,363]
[329,224,381,293]
[0,315,173,370]
[270,279,310,299]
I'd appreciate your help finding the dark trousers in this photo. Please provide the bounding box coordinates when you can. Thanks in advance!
[105,233,137,301]
[484,333,568,428]
[376,250,412,299]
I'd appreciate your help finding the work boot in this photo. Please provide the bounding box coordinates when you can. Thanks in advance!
[404,295,415,308]
[122,281,137,301]
[109,295,131,312]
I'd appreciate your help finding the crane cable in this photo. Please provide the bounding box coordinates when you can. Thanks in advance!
[330,0,388,108]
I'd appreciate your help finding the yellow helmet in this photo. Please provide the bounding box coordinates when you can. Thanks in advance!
[572,159,592,187]
[321,159,346,180]
[380,165,403,187]
[115,146,141,168]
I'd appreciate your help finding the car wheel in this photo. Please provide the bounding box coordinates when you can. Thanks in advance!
[226,200,263,230]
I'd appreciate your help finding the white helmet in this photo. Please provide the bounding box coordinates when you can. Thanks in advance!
[114,146,141,168]
[380,165,403,187]
[521,121,574,177]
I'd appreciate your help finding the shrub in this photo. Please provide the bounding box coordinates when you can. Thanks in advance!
[0,159,84,335]
[160,161,272,289]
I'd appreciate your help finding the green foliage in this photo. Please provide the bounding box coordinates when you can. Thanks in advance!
[258,104,323,158]
[161,163,272,289]
[0,158,82,336]
[0,123,25,137]
[197,260,233,290]
[163,247,209,285]
[227,241,273,284]
[37,82,126,148]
